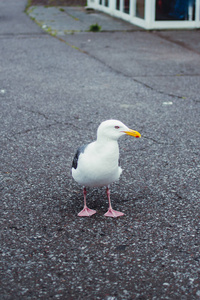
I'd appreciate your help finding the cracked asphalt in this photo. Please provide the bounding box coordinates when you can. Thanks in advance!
[1,1,200,299]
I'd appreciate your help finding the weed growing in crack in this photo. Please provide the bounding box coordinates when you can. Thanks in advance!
[89,23,101,32]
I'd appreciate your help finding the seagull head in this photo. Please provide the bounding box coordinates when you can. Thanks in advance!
[97,120,141,141]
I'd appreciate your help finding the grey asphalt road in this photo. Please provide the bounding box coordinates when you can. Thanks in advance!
[1,1,200,299]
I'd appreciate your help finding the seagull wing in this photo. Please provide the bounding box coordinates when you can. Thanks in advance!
[72,144,88,170]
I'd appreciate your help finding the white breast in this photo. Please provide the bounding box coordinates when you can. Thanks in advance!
[72,140,122,187]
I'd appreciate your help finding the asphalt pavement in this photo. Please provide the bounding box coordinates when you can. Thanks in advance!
[1,1,200,299]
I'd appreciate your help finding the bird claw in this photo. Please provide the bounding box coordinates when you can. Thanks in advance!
[104,208,124,218]
[78,207,96,217]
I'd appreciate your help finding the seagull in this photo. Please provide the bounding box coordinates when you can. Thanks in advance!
[72,120,141,217]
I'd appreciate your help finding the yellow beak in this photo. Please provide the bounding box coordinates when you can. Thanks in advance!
[124,129,141,138]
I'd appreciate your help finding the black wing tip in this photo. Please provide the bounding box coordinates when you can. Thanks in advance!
[72,144,88,169]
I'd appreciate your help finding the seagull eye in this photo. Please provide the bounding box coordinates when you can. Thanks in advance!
[115,126,120,129]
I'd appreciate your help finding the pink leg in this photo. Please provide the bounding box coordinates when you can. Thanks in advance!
[104,187,124,218]
[78,187,96,217]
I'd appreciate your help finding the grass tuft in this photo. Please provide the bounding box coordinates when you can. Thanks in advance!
[89,23,101,32]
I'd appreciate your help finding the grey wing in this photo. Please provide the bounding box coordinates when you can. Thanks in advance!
[72,144,88,169]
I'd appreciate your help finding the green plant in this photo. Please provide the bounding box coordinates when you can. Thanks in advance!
[89,23,101,32]
[25,0,32,11]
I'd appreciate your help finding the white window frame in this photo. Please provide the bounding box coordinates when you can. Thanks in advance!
[87,0,200,29]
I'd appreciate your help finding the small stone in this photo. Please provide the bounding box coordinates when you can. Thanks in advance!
[163,102,173,105]
[163,282,170,286]
[196,290,200,297]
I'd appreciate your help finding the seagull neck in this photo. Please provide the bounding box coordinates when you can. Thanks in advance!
[96,137,118,146]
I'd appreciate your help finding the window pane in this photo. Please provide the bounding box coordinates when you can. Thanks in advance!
[116,0,120,10]
[156,0,195,21]
[136,0,145,19]
[124,0,130,14]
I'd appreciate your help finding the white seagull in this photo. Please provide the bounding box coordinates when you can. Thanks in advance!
[72,120,141,217]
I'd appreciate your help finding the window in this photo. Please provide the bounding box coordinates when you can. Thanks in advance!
[136,0,145,19]
[124,0,130,14]
[156,0,195,21]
